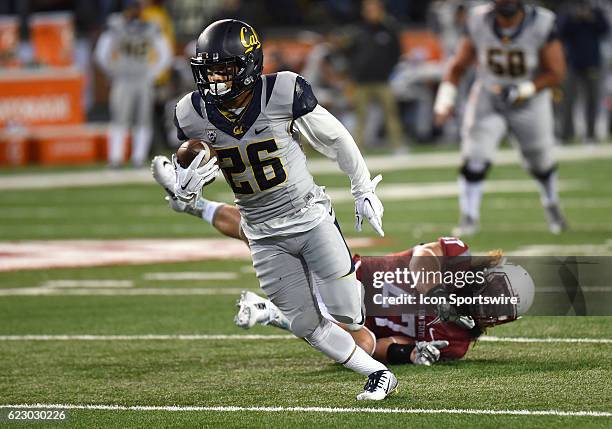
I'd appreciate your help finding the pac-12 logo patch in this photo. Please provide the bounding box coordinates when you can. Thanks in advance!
[206,130,217,143]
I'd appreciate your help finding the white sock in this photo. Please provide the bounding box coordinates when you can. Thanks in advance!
[131,126,152,167]
[108,126,127,166]
[306,320,386,376]
[343,343,386,376]
[536,171,559,207]
[458,176,484,220]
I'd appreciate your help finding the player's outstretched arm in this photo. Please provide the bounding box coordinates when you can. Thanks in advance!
[151,155,246,243]
[409,242,444,295]
[293,105,385,236]
[434,37,476,126]
[149,32,173,82]
[168,196,245,243]
[93,31,115,78]
[500,39,566,107]
[374,336,449,365]
[533,39,566,92]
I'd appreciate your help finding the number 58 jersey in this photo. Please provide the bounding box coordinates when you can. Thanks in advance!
[467,4,557,90]
[174,71,326,239]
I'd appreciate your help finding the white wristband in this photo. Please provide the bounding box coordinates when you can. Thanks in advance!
[434,81,458,115]
[195,199,222,224]
[518,81,536,100]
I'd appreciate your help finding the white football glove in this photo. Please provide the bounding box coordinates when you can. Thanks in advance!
[172,151,220,202]
[500,81,536,107]
[413,340,449,366]
[355,174,384,236]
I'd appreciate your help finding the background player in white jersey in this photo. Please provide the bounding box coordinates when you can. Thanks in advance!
[94,0,171,168]
[434,0,567,236]
[170,19,396,400]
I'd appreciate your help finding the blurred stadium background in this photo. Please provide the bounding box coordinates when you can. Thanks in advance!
[0,0,610,427]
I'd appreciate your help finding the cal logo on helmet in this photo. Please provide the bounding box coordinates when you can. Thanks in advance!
[240,26,260,53]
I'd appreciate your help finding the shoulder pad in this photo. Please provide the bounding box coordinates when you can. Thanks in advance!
[263,71,316,120]
[106,13,123,31]
[293,75,318,119]
[529,6,557,43]
[174,91,208,141]
[466,4,493,39]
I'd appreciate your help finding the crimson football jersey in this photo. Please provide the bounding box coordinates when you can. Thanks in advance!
[356,237,473,360]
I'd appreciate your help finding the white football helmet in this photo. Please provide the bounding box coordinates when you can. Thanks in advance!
[472,262,535,326]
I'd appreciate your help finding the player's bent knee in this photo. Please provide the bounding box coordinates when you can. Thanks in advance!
[460,159,491,182]
[529,164,557,182]
[290,311,323,338]
[303,319,332,346]
[344,321,365,332]
[349,326,376,356]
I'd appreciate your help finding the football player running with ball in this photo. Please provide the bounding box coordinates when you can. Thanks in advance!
[434,0,568,236]
[169,19,396,400]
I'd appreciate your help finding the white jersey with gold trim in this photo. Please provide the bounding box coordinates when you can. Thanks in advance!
[466,4,557,90]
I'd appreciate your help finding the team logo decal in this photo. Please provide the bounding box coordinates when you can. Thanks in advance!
[240,26,261,53]
[233,125,245,135]
[207,130,217,143]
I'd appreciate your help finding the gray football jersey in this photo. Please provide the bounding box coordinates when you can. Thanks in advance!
[175,71,321,228]
[105,14,161,78]
[466,4,557,89]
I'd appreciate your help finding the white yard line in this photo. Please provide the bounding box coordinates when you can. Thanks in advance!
[1,145,610,191]
[0,237,376,272]
[142,272,238,281]
[508,240,612,256]
[480,336,612,344]
[0,334,609,344]
[0,403,609,418]
[41,280,133,288]
[0,287,257,296]
[233,179,581,204]
[0,334,294,341]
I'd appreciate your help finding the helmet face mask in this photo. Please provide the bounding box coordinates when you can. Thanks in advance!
[469,262,535,327]
[191,20,263,104]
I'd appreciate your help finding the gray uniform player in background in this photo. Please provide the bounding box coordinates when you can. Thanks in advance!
[94,0,171,168]
[172,19,397,400]
[434,0,567,235]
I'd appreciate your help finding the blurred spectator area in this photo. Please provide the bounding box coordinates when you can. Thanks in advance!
[262,30,443,75]
[0,0,446,166]
[1,0,609,166]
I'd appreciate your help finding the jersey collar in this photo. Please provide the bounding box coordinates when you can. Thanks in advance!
[489,5,535,44]
[204,78,263,140]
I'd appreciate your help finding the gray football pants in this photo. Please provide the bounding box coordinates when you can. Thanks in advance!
[109,77,153,128]
[249,210,362,338]
[461,81,556,173]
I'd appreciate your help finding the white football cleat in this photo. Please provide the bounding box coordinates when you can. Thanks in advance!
[452,214,479,237]
[233,291,271,328]
[356,370,398,401]
[151,155,176,195]
[544,204,567,235]
[234,291,290,330]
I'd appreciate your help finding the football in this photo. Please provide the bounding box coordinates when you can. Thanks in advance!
[176,140,216,169]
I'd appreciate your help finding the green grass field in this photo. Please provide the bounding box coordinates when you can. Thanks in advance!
[0,146,611,428]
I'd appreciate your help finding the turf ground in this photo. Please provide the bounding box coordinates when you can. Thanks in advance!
[0,144,611,428]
